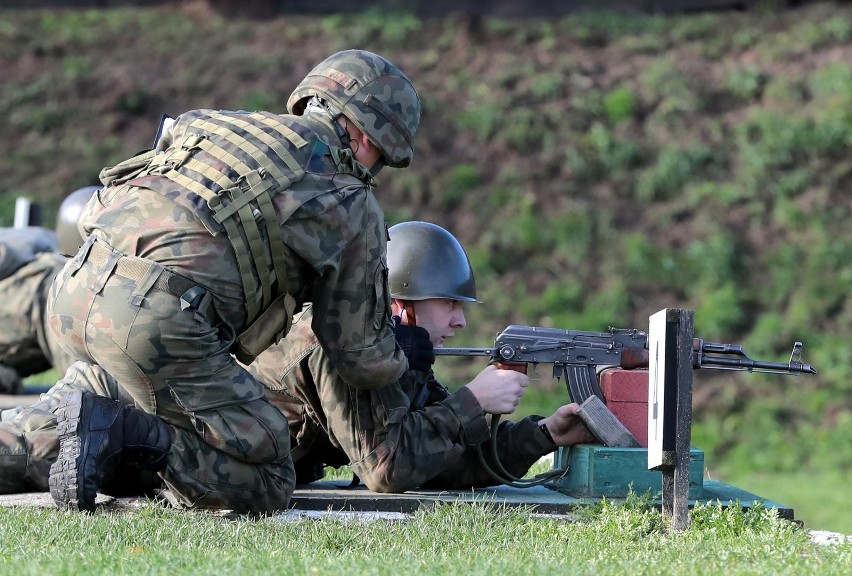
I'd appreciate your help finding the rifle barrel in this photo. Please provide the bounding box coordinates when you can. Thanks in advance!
[699,355,817,374]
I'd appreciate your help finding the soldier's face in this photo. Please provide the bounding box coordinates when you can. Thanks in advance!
[408,298,467,348]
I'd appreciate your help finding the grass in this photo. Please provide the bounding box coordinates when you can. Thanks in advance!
[714,468,852,536]
[0,495,849,575]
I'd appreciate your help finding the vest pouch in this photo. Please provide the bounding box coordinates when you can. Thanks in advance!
[233,292,297,365]
[99,149,158,187]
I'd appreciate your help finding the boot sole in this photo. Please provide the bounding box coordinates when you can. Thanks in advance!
[49,390,95,512]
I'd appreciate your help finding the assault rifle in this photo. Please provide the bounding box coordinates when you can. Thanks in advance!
[435,325,817,404]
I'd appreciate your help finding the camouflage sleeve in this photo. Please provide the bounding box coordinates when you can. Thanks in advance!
[346,382,498,493]
[354,382,555,491]
[304,187,407,390]
[0,227,58,279]
[419,416,556,489]
[0,251,67,379]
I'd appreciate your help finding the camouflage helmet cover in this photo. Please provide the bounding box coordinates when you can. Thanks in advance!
[387,221,477,302]
[56,186,98,256]
[287,49,421,168]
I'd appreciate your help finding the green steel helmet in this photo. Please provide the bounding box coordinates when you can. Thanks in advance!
[56,186,98,256]
[387,221,478,302]
[287,49,421,168]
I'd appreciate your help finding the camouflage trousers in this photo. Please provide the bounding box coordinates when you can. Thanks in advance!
[45,237,295,513]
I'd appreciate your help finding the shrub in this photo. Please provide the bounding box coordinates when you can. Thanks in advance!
[441,163,481,205]
[455,100,503,143]
[530,72,564,101]
[635,144,716,202]
[603,86,637,125]
[238,90,277,112]
[694,281,746,337]
[725,66,766,102]
[501,107,547,151]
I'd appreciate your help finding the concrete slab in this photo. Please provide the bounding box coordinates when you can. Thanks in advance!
[0,479,792,521]
[0,483,577,515]
[289,481,578,515]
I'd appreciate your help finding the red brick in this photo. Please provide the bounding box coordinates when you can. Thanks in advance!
[599,368,649,447]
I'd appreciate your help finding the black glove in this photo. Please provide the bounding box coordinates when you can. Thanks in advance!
[392,315,435,372]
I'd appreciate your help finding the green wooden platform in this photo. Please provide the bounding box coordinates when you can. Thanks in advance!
[547,444,793,520]
[554,445,705,499]
[286,444,794,520]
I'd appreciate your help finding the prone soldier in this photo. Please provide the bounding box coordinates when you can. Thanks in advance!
[0,187,97,394]
[247,221,595,491]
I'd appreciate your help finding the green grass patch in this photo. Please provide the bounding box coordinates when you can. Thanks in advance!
[717,468,852,535]
[0,497,848,575]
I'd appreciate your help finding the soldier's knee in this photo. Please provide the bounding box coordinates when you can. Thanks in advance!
[188,399,292,464]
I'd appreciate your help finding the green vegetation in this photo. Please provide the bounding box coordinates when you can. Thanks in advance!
[3,0,850,535]
[1,496,850,576]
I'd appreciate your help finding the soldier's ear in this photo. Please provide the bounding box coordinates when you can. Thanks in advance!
[359,131,380,155]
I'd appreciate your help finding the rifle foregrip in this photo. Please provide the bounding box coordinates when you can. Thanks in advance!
[620,348,649,370]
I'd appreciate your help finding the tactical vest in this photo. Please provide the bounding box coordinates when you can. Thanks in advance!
[99,109,372,360]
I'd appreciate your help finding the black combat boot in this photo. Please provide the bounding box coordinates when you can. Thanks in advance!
[49,389,171,512]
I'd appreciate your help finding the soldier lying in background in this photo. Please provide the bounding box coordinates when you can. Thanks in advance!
[0,187,97,394]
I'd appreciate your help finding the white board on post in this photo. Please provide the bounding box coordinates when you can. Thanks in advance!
[648,308,675,470]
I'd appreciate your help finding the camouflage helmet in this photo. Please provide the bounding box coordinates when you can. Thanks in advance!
[287,49,421,168]
[388,221,477,302]
[56,186,98,256]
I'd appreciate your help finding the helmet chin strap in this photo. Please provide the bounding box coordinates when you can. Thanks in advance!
[403,301,417,327]
[306,96,351,150]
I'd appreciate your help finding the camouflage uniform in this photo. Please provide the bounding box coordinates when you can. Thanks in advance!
[0,228,76,393]
[248,306,557,491]
[46,102,410,512]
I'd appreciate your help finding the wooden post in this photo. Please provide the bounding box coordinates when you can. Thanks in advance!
[648,308,694,531]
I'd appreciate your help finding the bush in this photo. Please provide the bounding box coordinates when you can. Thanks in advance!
[603,86,637,125]
[635,144,716,201]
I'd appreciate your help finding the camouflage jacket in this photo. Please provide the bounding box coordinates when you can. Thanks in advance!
[0,227,75,377]
[83,108,406,389]
[247,306,557,492]
[0,227,58,279]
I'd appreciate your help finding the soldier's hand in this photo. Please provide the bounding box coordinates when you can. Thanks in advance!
[538,404,596,446]
[465,364,529,415]
[392,316,435,372]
